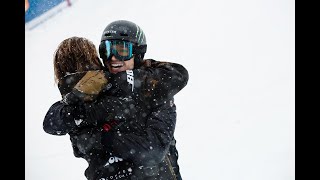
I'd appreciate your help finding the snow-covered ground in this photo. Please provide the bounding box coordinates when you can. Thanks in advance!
[25,0,295,179]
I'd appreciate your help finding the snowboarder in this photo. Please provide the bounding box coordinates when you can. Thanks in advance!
[43,20,188,180]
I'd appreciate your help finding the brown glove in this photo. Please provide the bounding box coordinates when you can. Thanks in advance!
[73,70,108,101]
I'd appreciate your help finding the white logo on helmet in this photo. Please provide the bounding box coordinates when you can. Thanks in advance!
[105,30,116,34]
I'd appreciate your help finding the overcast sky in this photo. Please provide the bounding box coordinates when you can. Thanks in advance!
[25,0,295,179]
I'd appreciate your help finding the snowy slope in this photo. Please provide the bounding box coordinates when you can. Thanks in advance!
[25,0,295,179]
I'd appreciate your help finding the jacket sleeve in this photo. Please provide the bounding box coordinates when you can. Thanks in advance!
[43,101,86,135]
[141,59,189,102]
[43,96,138,135]
[106,59,189,103]
[84,95,139,127]
[101,99,177,167]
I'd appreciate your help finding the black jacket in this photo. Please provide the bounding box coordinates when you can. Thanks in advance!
[43,59,188,180]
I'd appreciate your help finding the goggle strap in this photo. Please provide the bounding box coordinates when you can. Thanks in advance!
[133,45,147,54]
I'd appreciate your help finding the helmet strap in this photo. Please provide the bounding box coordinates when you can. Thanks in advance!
[133,44,147,54]
[133,44,147,68]
[134,54,145,69]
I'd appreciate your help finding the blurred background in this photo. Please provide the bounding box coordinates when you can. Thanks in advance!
[25,0,295,179]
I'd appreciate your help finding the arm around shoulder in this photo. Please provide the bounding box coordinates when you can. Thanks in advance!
[141,59,189,100]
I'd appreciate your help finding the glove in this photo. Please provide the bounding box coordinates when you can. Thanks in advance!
[141,59,153,68]
[73,70,109,101]
[141,59,171,69]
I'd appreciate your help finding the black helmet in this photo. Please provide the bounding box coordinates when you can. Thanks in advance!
[99,20,147,68]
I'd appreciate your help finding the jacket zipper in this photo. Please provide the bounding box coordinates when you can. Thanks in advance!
[165,155,177,180]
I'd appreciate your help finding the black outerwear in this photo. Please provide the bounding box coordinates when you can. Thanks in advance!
[43,59,188,180]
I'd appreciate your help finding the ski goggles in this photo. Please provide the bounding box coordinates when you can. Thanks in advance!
[100,40,133,61]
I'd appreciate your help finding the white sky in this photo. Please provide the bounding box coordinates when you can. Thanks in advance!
[25,0,295,179]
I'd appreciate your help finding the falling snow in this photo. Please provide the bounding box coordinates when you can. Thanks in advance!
[26,0,294,180]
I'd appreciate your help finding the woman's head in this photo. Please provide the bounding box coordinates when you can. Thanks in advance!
[53,36,102,84]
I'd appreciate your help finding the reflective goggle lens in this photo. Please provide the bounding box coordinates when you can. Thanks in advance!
[104,40,133,61]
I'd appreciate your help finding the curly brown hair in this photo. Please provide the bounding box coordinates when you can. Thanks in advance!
[53,36,102,84]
